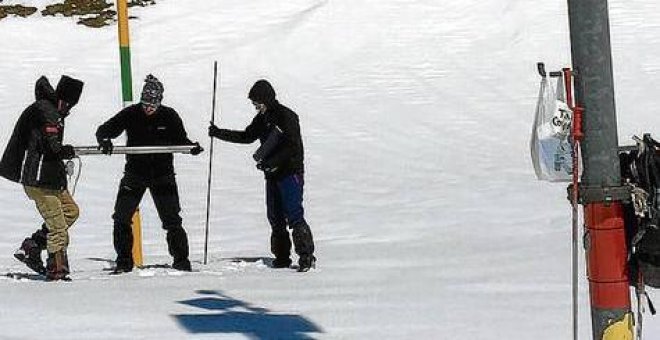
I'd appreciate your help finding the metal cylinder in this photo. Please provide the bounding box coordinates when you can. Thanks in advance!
[566,0,632,339]
[73,145,195,156]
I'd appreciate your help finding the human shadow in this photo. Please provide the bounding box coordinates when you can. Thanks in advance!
[174,289,323,339]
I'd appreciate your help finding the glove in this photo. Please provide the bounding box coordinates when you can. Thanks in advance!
[190,142,204,155]
[256,161,278,173]
[98,138,113,155]
[60,144,75,160]
[208,123,221,138]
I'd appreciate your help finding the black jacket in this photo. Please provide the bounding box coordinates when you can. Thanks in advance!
[96,104,194,178]
[0,77,69,190]
[215,100,304,179]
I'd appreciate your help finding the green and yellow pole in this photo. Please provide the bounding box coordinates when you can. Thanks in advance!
[117,0,143,267]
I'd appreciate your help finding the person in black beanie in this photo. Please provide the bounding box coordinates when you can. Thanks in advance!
[0,75,84,280]
[208,79,316,272]
[96,74,203,273]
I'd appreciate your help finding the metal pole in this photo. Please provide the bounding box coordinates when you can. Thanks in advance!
[73,145,196,156]
[566,0,633,339]
[204,61,219,265]
[564,67,581,340]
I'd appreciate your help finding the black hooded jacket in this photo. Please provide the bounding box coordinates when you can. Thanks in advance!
[95,104,195,179]
[214,100,305,179]
[0,77,70,189]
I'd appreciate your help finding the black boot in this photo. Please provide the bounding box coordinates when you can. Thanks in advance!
[13,238,46,274]
[167,227,191,271]
[46,250,70,281]
[271,230,292,268]
[292,221,316,272]
[31,224,48,251]
[113,223,134,273]
[298,254,316,273]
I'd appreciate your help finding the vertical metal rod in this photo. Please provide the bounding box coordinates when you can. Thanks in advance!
[564,67,579,340]
[204,61,218,265]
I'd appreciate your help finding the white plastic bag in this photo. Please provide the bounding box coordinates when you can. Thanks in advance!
[530,75,574,182]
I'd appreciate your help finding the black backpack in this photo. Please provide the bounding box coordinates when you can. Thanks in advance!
[621,134,660,290]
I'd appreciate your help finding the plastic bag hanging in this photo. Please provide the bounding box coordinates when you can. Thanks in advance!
[530,73,574,182]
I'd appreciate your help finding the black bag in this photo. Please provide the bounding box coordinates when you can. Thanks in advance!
[621,134,660,288]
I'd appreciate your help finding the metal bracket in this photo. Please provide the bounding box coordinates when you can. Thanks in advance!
[567,184,631,204]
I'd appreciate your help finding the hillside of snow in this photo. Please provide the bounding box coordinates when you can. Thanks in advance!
[1,0,660,339]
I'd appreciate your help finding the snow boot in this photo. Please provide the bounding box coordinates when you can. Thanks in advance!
[46,250,70,281]
[113,223,134,274]
[13,238,46,275]
[111,262,133,274]
[31,224,49,250]
[298,255,316,272]
[167,227,191,271]
[271,230,292,268]
[172,258,192,271]
[272,257,293,269]
[292,221,316,272]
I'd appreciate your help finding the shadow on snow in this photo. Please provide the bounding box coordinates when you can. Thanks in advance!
[174,289,323,339]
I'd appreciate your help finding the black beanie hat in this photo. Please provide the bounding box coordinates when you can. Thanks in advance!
[55,75,84,107]
[141,74,164,105]
[248,79,276,104]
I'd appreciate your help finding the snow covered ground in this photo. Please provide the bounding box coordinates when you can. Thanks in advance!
[1,0,660,339]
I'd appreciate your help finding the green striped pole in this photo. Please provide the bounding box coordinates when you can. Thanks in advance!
[116,0,143,267]
[117,0,133,105]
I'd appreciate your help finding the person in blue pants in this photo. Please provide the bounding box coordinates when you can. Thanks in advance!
[208,79,316,272]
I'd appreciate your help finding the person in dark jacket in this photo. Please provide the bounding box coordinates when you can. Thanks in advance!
[208,79,316,272]
[96,74,203,273]
[0,75,84,281]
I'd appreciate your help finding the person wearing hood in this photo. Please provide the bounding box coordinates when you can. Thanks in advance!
[0,75,84,281]
[208,79,316,272]
[95,74,203,274]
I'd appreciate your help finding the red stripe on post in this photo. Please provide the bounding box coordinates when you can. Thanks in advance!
[584,203,631,309]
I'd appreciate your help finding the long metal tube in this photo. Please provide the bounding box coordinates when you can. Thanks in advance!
[566,0,633,339]
[73,145,195,156]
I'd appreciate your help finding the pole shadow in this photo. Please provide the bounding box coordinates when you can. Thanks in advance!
[174,290,323,339]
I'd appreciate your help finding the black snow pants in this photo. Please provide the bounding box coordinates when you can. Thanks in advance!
[112,172,189,269]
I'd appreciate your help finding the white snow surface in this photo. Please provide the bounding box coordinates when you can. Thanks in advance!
[1,0,660,339]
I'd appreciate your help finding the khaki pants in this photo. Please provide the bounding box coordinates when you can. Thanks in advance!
[24,186,79,253]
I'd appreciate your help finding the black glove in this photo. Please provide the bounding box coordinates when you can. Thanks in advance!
[60,144,75,160]
[256,161,278,173]
[190,142,204,155]
[98,138,113,155]
[208,123,221,138]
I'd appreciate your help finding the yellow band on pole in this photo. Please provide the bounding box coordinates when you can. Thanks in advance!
[116,0,140,268]
[117,0,130,47]
[602,313,633,340]
[131,208,143,267]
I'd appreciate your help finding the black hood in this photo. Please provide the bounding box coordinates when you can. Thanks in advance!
[56,75,84,107]
[35,76,57,104]
[248,79,276,105]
